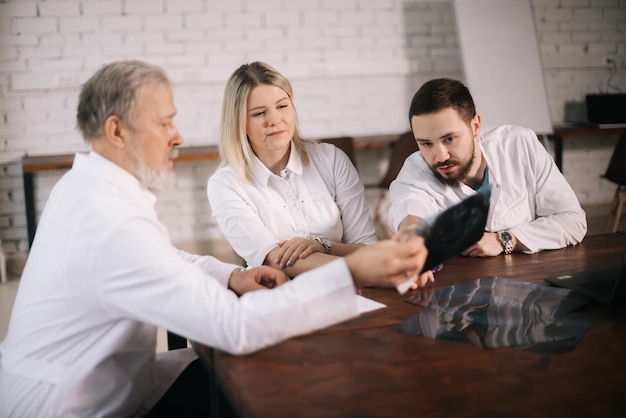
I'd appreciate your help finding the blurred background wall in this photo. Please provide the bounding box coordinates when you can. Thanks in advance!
[0,0,625,266]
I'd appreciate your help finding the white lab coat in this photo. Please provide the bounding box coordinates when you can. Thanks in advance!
[208,141,377,267]
[389,125,587,253]
[0,151,359,417]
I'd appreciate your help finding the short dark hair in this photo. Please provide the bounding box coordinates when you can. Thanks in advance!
[408,78,476,125]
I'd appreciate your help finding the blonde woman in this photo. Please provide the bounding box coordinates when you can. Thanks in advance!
[207,62,377,278]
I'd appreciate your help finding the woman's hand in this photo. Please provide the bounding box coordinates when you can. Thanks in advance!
[273,237,328,269]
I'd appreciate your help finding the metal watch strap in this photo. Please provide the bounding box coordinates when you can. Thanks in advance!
[497,231,513,255]
[315,237,332,254]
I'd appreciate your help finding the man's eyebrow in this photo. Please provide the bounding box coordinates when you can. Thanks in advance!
[415,131,457,142]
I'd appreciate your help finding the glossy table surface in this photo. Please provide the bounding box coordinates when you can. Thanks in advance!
[197,233,626,418]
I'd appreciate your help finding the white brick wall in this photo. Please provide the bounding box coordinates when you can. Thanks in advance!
[0,0,625,260]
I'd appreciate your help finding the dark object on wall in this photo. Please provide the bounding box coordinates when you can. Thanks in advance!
[585,93,626,125]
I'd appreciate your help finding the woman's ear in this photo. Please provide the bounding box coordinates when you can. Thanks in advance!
[102,115,127,149]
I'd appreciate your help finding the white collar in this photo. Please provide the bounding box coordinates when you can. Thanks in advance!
[72,151,158,207]
[249,142,303,185]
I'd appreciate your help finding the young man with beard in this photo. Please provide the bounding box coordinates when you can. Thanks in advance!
[0,60,429,417]
[389,78,587,257]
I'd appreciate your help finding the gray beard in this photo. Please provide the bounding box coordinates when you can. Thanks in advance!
[129,142,178,193]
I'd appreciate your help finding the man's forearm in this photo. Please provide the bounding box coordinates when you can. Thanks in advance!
[398,215,423,234]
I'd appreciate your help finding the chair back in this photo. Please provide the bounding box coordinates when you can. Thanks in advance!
[320,136,357,170]
[379,131,419,189]
[604,132,626,186]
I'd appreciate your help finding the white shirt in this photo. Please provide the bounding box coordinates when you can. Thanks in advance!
[0,151,360,417]
[208,142,377,267]
[389,125,587,253]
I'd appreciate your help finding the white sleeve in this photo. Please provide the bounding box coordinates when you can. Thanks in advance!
[97,215,360,356]
[508,132,587,253]
[326,146,377,244]
[388,153,445,231]
[176,249,241,288]
[207,170,281,267]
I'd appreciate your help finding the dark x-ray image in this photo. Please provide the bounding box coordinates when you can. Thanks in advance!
[415,185,491,273]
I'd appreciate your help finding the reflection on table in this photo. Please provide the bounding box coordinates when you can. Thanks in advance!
[400,277,592,353]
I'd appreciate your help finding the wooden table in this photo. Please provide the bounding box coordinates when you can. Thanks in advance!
[550,123,625,171]
[195,233,626,417]
[21,145,221,248]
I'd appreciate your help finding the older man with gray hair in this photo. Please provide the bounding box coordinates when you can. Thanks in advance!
[0,60,428,417]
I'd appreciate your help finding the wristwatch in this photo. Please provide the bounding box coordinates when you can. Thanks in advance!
[497,230,514,255]
[315,237,333,254]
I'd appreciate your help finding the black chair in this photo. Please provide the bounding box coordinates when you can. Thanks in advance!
[365,131,419,238]
[167,331,188,350]
[604,132,626,233]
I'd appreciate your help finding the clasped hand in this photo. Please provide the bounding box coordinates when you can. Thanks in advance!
[228,266,290,296]
[273,237,328,269]
[461,232,503,257]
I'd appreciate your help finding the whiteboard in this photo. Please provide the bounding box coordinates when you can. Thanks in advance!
[454,0,552,134]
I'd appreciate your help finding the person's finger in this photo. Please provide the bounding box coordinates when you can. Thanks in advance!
[298,241,319,259]
[395,240,428,275]
[298,246,314,259]
[279,248,295,268]
[230,271,264,294]
[246,282,266,292]
[416,271,432,287]
[461,245,473,256]
[274,242,289,265]
[289,240,318,264]
[274,239,296,267]
[256,267,289,288]
[283,242,306,267]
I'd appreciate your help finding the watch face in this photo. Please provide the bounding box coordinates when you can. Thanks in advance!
[498,231,513,254]
[500,231,512,241]
[320,237,332,248]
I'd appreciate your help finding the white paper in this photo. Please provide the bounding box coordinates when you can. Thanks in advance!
[396,275,418,295]
[356,294,386,314]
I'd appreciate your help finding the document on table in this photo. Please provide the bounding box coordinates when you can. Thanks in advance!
[356,294,386,314]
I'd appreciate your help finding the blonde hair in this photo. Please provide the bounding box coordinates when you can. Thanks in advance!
[219,61,309,181]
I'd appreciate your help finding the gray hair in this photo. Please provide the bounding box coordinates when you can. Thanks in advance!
[76,60,170,141]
